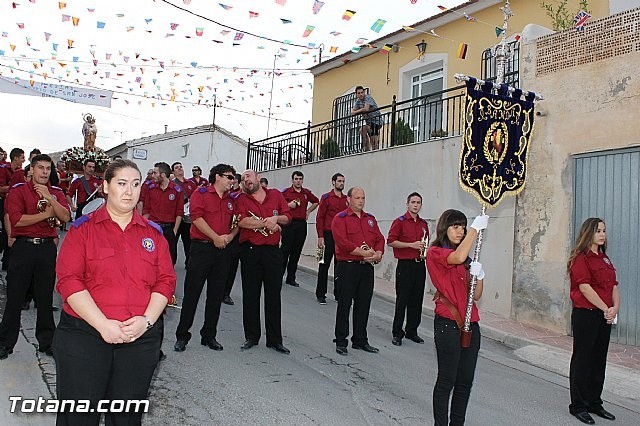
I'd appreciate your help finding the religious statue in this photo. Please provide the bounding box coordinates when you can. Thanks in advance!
[82,113,97,150]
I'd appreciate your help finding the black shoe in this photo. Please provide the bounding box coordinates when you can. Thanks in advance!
[392,337,402,346]
[158,350,167,362]
[589,407,615,420]
[201,338,223,351]
[174,340,187,352]
[21,302,29,310]
[317,296,327,305]
[0,345,13,360]
[336,346,348,355]
[38,346,53,357]
[406,335,424,344]
[241,340,258,350]
[572,412,595,424]
[266,342,290,354]
[222,295,234,305]
[352,343,379,353]
[286,280,300,287]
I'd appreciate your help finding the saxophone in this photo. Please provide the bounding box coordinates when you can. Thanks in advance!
[36,197,62,228]
[316,245,325,264]
[419,228,429,261]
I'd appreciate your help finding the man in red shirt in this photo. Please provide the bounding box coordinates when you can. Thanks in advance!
[66,159,102,218]
[331,187,384,355]
[189,165,209,188]
[2,148,27,271]
[56,161,72,195]
[174,164,238,353]
[0,154,70,360]
[280,171,319,287]
[0,147,8,166]
[315,173,347,304]
[143,161,184,266]
[171,162,197,268]
[236,169,291,354]
[223,173,242,305]
[387,192,430,346]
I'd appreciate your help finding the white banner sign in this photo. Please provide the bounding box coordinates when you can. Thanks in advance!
[0,77,112,108]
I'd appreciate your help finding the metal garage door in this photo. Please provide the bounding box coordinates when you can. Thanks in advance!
[574,147,640,345]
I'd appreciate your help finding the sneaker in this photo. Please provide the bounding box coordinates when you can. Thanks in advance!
[317,297,327,305]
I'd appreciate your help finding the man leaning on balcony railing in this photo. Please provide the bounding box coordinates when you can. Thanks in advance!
[352,86,382,152]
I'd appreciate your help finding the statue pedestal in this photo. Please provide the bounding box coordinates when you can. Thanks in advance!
[62,146,108,178]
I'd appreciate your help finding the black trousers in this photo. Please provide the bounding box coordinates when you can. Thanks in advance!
[280,219,307,283]
[315,230,337,299]
[0,238,56,350]
[240,244,283,344]
[53,311,162,426]
[333,261,374,347]
[393,260,426,338]
[159,224,178,266]
[433,316,481,426]
[176,220,191,266]
[175,241,231,342]
[569,308,612,414]
[224,235,241,297]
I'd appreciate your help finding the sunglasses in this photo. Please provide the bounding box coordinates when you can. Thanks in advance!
[192,169,201,173]
[221,174,235,180]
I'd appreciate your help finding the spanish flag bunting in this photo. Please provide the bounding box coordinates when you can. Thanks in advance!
[302,25,314,37]
[343,10,356,21]
[457,43,467,59]
[380,43,393,54]
[58,2,66,9]
[67,39,73,48]
[371,19,386,33]
[72,17,79,26]
[329,46,338,53]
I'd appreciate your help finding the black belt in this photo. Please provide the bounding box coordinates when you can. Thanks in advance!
[338,260,372,265]
[16,236,55,245]
[192,239,212,244]
[398,258,424,263]
[291,218,307,223]
[157,223,174,228]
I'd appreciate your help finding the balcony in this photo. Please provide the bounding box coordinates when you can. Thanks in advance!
[246,85,465,171]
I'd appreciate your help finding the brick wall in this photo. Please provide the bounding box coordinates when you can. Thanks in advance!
[536,7,640,76]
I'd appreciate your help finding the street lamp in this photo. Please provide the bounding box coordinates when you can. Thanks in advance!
[416,39,427,61]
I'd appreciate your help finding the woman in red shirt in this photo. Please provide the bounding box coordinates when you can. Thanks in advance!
[54,159,176,425]
[567,218,620,424]
[426,209,488,426]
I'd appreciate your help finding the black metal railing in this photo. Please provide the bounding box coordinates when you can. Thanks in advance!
[481,40,520,88]
[246,85,465,171]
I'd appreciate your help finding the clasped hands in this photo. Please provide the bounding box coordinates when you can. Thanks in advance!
[604,306,618,324]
[99,316,149,345]
[260,215,281,234]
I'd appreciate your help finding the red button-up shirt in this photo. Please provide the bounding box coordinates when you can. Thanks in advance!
[189,176,209,187]
[8,168,26,189]
[387,212,430,260]
[235,188,291,246]
[427,246,479,323]
[0,163,12,198]
[56,207,176,321]
[68,175,102,205]
[143,181,184,224]
[189,186,235,240]
[315,190,348,236]
[6,182,70,238]
[281,186,319,221]
[570,249,618,309]
[331,208,384,261]
[173,178,197,199]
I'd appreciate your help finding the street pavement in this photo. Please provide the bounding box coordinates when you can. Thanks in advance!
[1,246,640,425]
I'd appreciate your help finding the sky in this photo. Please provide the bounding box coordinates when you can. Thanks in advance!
[0,0,465,155]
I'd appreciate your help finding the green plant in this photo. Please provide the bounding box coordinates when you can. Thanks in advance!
[540,0,590,31]
[393,119,415,146]
[430,128,449,138]
[320,137,339,159]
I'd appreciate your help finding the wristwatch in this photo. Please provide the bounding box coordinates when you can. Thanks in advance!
[144,315,153,330]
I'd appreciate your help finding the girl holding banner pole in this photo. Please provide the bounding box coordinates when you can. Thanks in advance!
[426,209,488,426]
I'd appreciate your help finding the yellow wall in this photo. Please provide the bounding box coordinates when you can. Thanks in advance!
[311,0,609,124]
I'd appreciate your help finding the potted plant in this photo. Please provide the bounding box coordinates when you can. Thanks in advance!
[320,137,340,159]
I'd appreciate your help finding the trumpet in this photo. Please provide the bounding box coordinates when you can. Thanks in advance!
[37,197,62,228]
[248,211,273,237]
[167,295,182,310]
[419,228,429,261]
[360,242,380,265]
[316,245,325,264]
[293,198,301,207]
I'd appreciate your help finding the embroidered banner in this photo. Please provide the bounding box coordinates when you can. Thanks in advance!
[459,78,536,207]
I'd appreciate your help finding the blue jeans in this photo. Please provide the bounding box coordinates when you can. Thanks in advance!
[433,315,480,426]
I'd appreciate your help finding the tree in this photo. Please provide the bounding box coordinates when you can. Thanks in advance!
[393,119,415,146]
[540,0,590,32]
